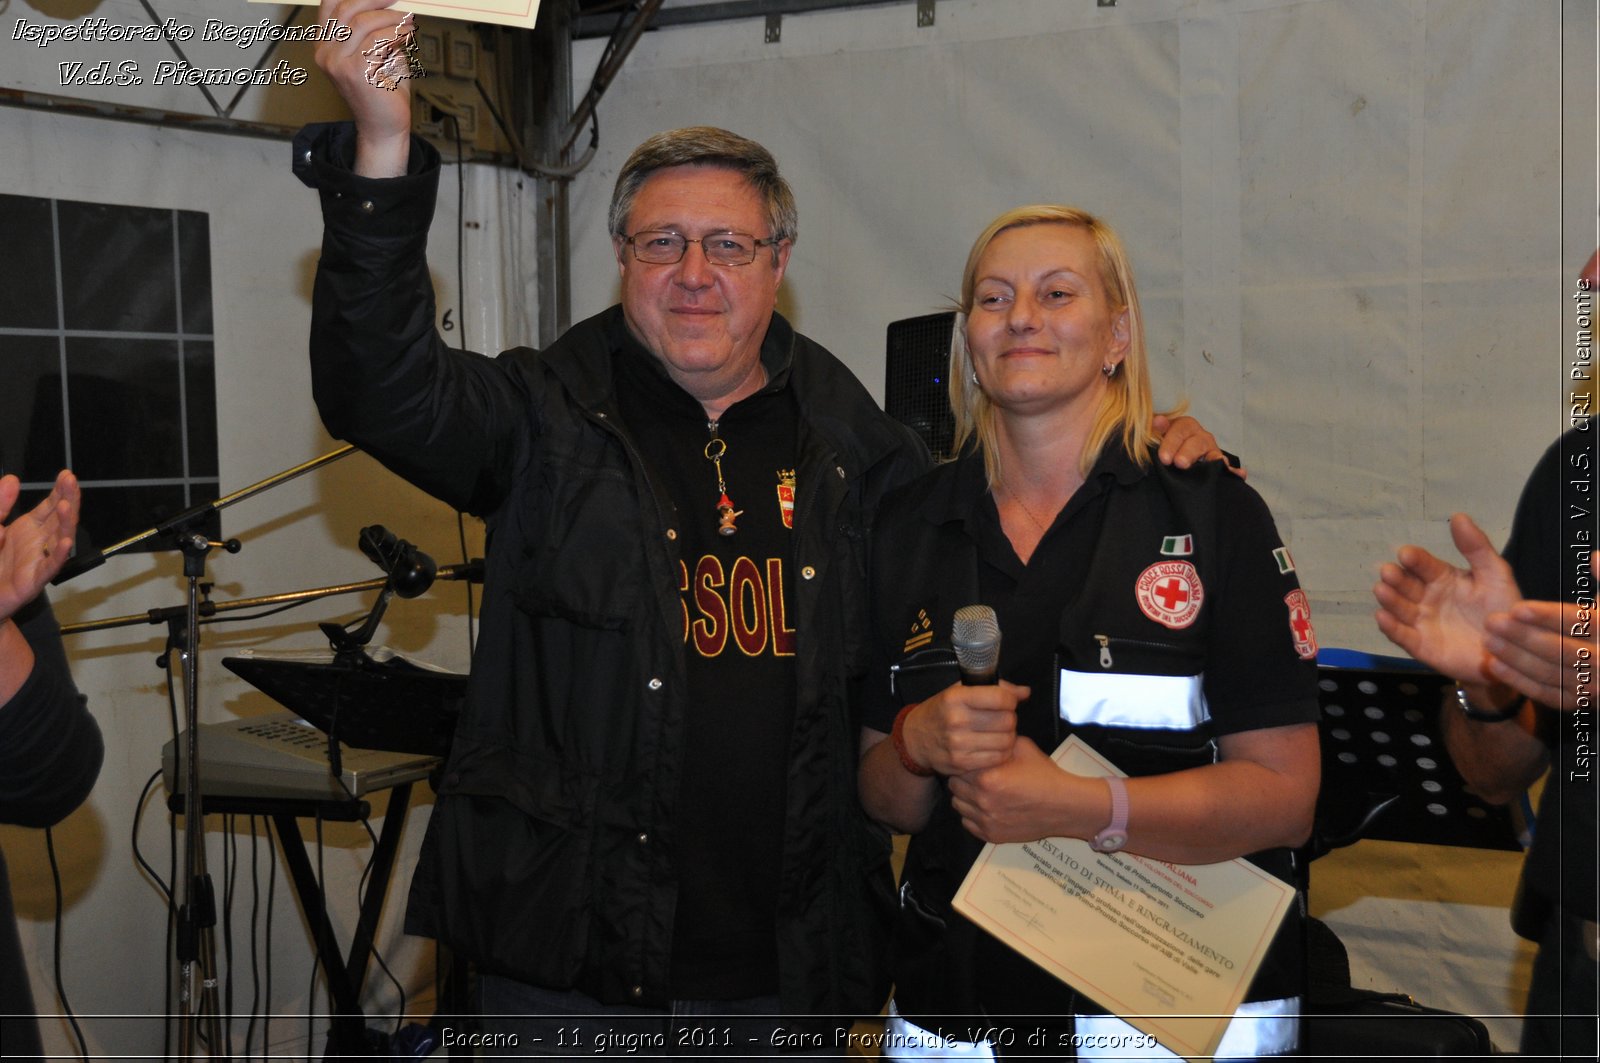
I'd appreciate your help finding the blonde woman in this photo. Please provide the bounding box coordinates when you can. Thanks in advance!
[859,207,1320,1060]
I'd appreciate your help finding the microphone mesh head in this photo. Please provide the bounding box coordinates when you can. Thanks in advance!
[952,604,1001,676]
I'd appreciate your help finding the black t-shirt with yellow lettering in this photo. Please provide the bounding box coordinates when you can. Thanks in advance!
[615,336,799,999]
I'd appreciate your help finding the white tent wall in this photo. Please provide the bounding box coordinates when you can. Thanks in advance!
[562,0,1593,1050]
[0,0,1592,1056]
[570,0,1591,654]
[0,61,531,1063]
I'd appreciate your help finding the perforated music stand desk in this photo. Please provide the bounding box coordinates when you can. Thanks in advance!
[1310,664,1523,856]
[222,651,465,757]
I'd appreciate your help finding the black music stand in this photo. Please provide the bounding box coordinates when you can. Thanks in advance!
[198,654,464,1056]
[223,652,465,758]
[1299,661,1515,1058]
[1308,663,1523,858]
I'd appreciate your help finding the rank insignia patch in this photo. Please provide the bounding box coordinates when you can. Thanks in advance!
[1135,561,1204,629]
[776,469,796,529]
[905,609,933,653]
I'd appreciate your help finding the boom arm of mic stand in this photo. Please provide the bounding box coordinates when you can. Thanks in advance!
[57,562,484,638]
[50,444,359,586]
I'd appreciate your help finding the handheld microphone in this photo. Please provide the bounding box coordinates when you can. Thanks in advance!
[359,525,437,599]
[952,604,1001,685]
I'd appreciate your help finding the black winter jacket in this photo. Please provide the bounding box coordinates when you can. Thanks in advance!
[296,124,928,1015]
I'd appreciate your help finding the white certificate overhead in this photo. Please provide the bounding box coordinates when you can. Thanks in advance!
[951,737,1295,1062]
[250,1,543,30]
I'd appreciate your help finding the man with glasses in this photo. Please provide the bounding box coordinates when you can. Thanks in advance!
[298,0,1222,1049]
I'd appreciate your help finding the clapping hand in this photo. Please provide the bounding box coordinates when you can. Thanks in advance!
[0,470,80,624]
[1481,579,1598,711]
[1374,513,1520,682]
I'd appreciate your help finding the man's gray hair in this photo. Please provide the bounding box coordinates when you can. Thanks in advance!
[607,127,798,249]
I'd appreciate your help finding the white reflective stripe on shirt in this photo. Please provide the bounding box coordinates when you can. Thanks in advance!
[1059,669,1210,730]
[1074,996,1299,1059]
[882,1005,996,1061]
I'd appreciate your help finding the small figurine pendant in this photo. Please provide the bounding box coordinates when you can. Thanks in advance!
[716,492,743,536]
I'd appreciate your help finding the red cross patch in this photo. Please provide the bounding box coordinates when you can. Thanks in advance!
[1135,561,1204,629]
[1284,589,1318,660]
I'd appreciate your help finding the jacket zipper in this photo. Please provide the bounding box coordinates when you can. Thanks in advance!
[585,407,683,640]
[1092,633,1191,669]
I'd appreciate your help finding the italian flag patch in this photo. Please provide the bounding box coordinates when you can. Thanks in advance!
[1160,534,1193,557]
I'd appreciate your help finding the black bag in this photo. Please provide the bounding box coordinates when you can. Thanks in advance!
[1304,986,1494,1058]
[1302,917,1494,1059]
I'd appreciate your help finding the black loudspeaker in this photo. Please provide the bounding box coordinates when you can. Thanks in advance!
[884,311,958,460]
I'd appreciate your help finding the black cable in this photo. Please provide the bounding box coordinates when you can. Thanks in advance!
[351,808,407,1036]
[164,815,175,1060]
[163,668,180,1057]
[307,814,326,1056]
[371,943,407,1040]
[131,769,174,904]
[164,648,180,738]
[130,767,176,1057]
[264,822,276,1059]
[446,110,482,665]
[449,113,468,356]
[457,512,477,652]
[446,111,483,668]
[222,815,237,1055]
[244,818,261,1060]
[445,109,481,665]
[473,75,598,180]
[44,826,90,1060]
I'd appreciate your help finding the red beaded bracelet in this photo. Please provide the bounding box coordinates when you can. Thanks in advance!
[891,702,935,777]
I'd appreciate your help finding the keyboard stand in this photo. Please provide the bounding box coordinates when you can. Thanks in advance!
[171,782,418,1057]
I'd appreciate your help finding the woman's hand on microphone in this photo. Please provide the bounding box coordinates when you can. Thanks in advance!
[900,681,1028,777]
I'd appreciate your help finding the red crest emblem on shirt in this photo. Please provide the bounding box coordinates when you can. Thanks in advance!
[1135,561,1204,629]
[1284,589,1318,660]
[776,469,796,530]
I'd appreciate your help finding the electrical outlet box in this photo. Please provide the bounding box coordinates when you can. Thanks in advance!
[444,28,479,80]
[452,99,478,139]
[411,105,443,140]
[415,23,444,72]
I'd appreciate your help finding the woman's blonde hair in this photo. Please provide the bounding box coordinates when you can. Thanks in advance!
[948,205,1160,486]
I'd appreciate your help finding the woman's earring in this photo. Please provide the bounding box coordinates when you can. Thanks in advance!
[971,370,980,386]
[1101,363,1118,378]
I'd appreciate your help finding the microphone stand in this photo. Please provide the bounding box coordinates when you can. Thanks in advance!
[59,561,482,1046]
[60,562,483,638]
[52,444,357,1060]
[51,444,356,586]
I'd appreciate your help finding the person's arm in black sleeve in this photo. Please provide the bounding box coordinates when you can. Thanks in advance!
[295,1,531,515]
[0,471,101,827]
[0,595,102,828]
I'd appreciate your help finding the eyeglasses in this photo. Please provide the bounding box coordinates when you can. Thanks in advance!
[622,230,779,267]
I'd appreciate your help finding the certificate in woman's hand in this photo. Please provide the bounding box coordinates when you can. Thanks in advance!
[952,738,1296,1061]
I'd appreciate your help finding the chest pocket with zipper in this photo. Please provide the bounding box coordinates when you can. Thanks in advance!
[1056,631,1217,774]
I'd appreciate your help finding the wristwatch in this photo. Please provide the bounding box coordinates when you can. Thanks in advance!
[1091,775,1130,853]
[1454,684,1523,723]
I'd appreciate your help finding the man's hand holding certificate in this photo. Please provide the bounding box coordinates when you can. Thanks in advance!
[952,738,1296,1061]
[253,0,543,31]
